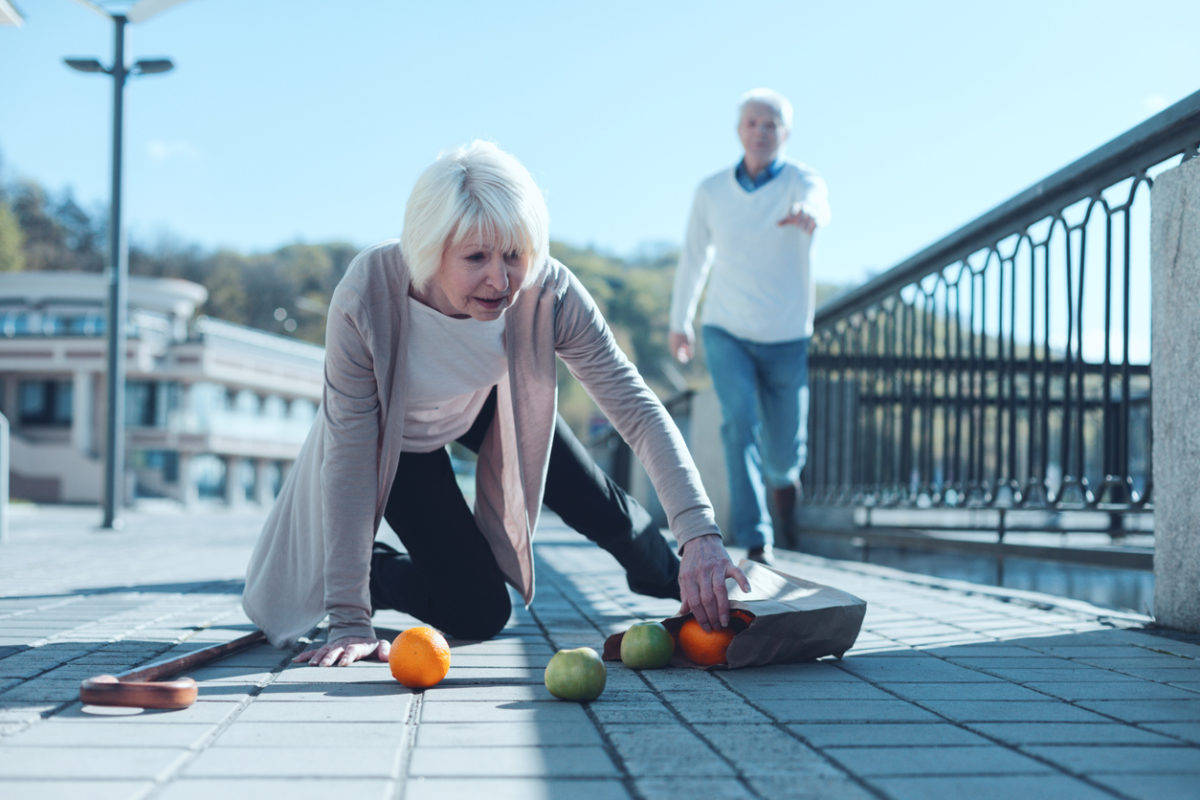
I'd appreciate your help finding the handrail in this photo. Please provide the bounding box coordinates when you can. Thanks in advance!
[816,89,1200,325]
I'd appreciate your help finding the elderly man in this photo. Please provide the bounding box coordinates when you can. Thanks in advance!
[668,88,831,564]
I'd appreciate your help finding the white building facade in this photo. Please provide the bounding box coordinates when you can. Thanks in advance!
[0,272,323,506]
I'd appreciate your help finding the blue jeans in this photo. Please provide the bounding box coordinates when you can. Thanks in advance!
[702,325,809,549]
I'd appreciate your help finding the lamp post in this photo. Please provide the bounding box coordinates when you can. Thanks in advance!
[64,4,178,529]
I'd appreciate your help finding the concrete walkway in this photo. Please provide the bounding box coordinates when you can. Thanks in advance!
[1,504,1198,800]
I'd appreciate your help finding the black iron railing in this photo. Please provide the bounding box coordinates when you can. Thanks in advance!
[804,90,1200,542]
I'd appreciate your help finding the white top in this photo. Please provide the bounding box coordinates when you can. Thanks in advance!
[669,161,831,343]
[401,296,507,452]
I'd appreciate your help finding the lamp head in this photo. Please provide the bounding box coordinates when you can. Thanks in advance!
[64,58,107,74]
[133,58,174,75]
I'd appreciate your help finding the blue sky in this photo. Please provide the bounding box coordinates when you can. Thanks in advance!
[2,0,1198,287]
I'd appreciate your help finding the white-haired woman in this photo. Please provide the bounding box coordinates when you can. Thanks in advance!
[243,141,748,666]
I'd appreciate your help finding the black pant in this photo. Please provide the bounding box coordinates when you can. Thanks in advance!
[370,389,680,640]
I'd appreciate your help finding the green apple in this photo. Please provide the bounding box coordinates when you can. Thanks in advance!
[544,646,606,701]
[620,621,675,669]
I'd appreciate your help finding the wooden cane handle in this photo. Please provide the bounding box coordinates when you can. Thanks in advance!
[80,674,199,710]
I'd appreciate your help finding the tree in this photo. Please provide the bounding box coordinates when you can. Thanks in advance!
[0,201,25,272]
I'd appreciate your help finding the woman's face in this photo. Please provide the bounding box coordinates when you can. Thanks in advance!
[418,233,531,321]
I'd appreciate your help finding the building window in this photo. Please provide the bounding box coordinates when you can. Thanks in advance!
[126,381,160,427]
[18,380,73,426]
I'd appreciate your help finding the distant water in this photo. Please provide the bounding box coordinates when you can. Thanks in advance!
[797,538,1154,616]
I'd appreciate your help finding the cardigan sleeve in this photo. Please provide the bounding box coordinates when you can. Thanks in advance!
[554,267,719,549]
[319,283,382,643]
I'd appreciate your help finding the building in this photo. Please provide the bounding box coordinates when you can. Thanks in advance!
[0,271,322,506]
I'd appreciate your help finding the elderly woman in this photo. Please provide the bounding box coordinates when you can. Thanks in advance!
[243,141,748,666]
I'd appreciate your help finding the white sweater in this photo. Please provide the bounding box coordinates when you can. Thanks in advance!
[670,161,831,343]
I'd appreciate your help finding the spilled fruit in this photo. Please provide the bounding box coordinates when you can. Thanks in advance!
[544,646,606,701]
[620,621,675,669]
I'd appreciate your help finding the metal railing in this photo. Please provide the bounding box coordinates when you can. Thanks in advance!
[803,90,1200,552]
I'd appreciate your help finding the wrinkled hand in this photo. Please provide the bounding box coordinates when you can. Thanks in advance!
[777,205,817,234]
[669,331,694,364]
[293,635,391,667]
[677,534,751,632]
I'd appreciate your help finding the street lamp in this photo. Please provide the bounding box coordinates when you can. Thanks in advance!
[64,0,185,529]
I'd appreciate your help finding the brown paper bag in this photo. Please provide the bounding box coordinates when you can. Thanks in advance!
[603,560,867,669]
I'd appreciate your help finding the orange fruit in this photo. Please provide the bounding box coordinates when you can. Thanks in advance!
[388,626,451,689]
[677,609,755,666]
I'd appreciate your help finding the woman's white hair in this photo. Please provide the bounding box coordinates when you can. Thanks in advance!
[738,88,794,133]
[401,140,550,291]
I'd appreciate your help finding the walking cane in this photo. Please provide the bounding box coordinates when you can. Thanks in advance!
[80,630,268,710]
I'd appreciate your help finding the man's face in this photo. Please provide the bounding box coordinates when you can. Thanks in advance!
[737,102,788,165]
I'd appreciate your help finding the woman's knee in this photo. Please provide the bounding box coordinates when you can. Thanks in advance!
[435,578,512,641]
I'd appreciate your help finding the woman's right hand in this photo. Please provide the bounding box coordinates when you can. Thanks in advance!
[293,635,391,667]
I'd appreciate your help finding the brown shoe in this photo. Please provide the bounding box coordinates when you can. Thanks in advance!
[771,484,797,547]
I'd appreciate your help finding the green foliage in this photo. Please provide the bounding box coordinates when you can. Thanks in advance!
[0,201,25,272]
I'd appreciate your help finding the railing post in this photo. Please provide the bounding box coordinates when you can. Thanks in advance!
[0,411,8,544]
[1151,155,1200,633]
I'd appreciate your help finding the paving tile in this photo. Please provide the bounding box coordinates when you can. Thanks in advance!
[1075,699,1200,722]
[0,745,190,779]
[914,700,1109,722]
[417,683,547,702]
[1093,773,1200,800]
[828,744,1053,777]
[61,701,239,724]
[977,667,1141,683]
[729,680,894,701]
[837,658,997,682]
[746,775,878,799]
[602,723,735,777]
[1141,722,1200,745]
[155,778,394,800]
[233,698,412,722]
[3,720,219,747]
[409,745,618,778]
[590,700,679,724]
[762,699,941,723]
[405,778,632,800]
[0,780,154,800]
[1022,744,1200,774]
[965,722,1179,745]
[634,777,755,800]
[692,723,843,776]
[668,695,772,724]
[415,721,604,747]
[789,722,990,747]
[869,774,1115,800]
[184,744,401,777]
[1020,681,1200,701]
[211,721,408,748]
[879,682,1048,701]
[419,699,590,724]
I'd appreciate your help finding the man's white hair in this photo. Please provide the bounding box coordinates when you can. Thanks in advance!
[401,140,550,291]
[738,88,793,133]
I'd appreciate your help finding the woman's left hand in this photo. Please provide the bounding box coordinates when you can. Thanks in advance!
[677,534,751,632]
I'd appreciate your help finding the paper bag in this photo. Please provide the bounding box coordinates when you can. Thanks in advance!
[603,560,867,669]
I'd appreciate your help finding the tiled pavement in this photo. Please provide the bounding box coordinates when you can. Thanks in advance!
[1,503,1198,799]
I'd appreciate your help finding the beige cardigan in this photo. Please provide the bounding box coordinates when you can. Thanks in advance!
[242,241,718,647]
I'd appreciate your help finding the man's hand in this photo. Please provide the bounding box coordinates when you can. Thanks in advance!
[777,204,817,234]
[677,533,750,632]
[293,635,391,667]
[669,331,694,364]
